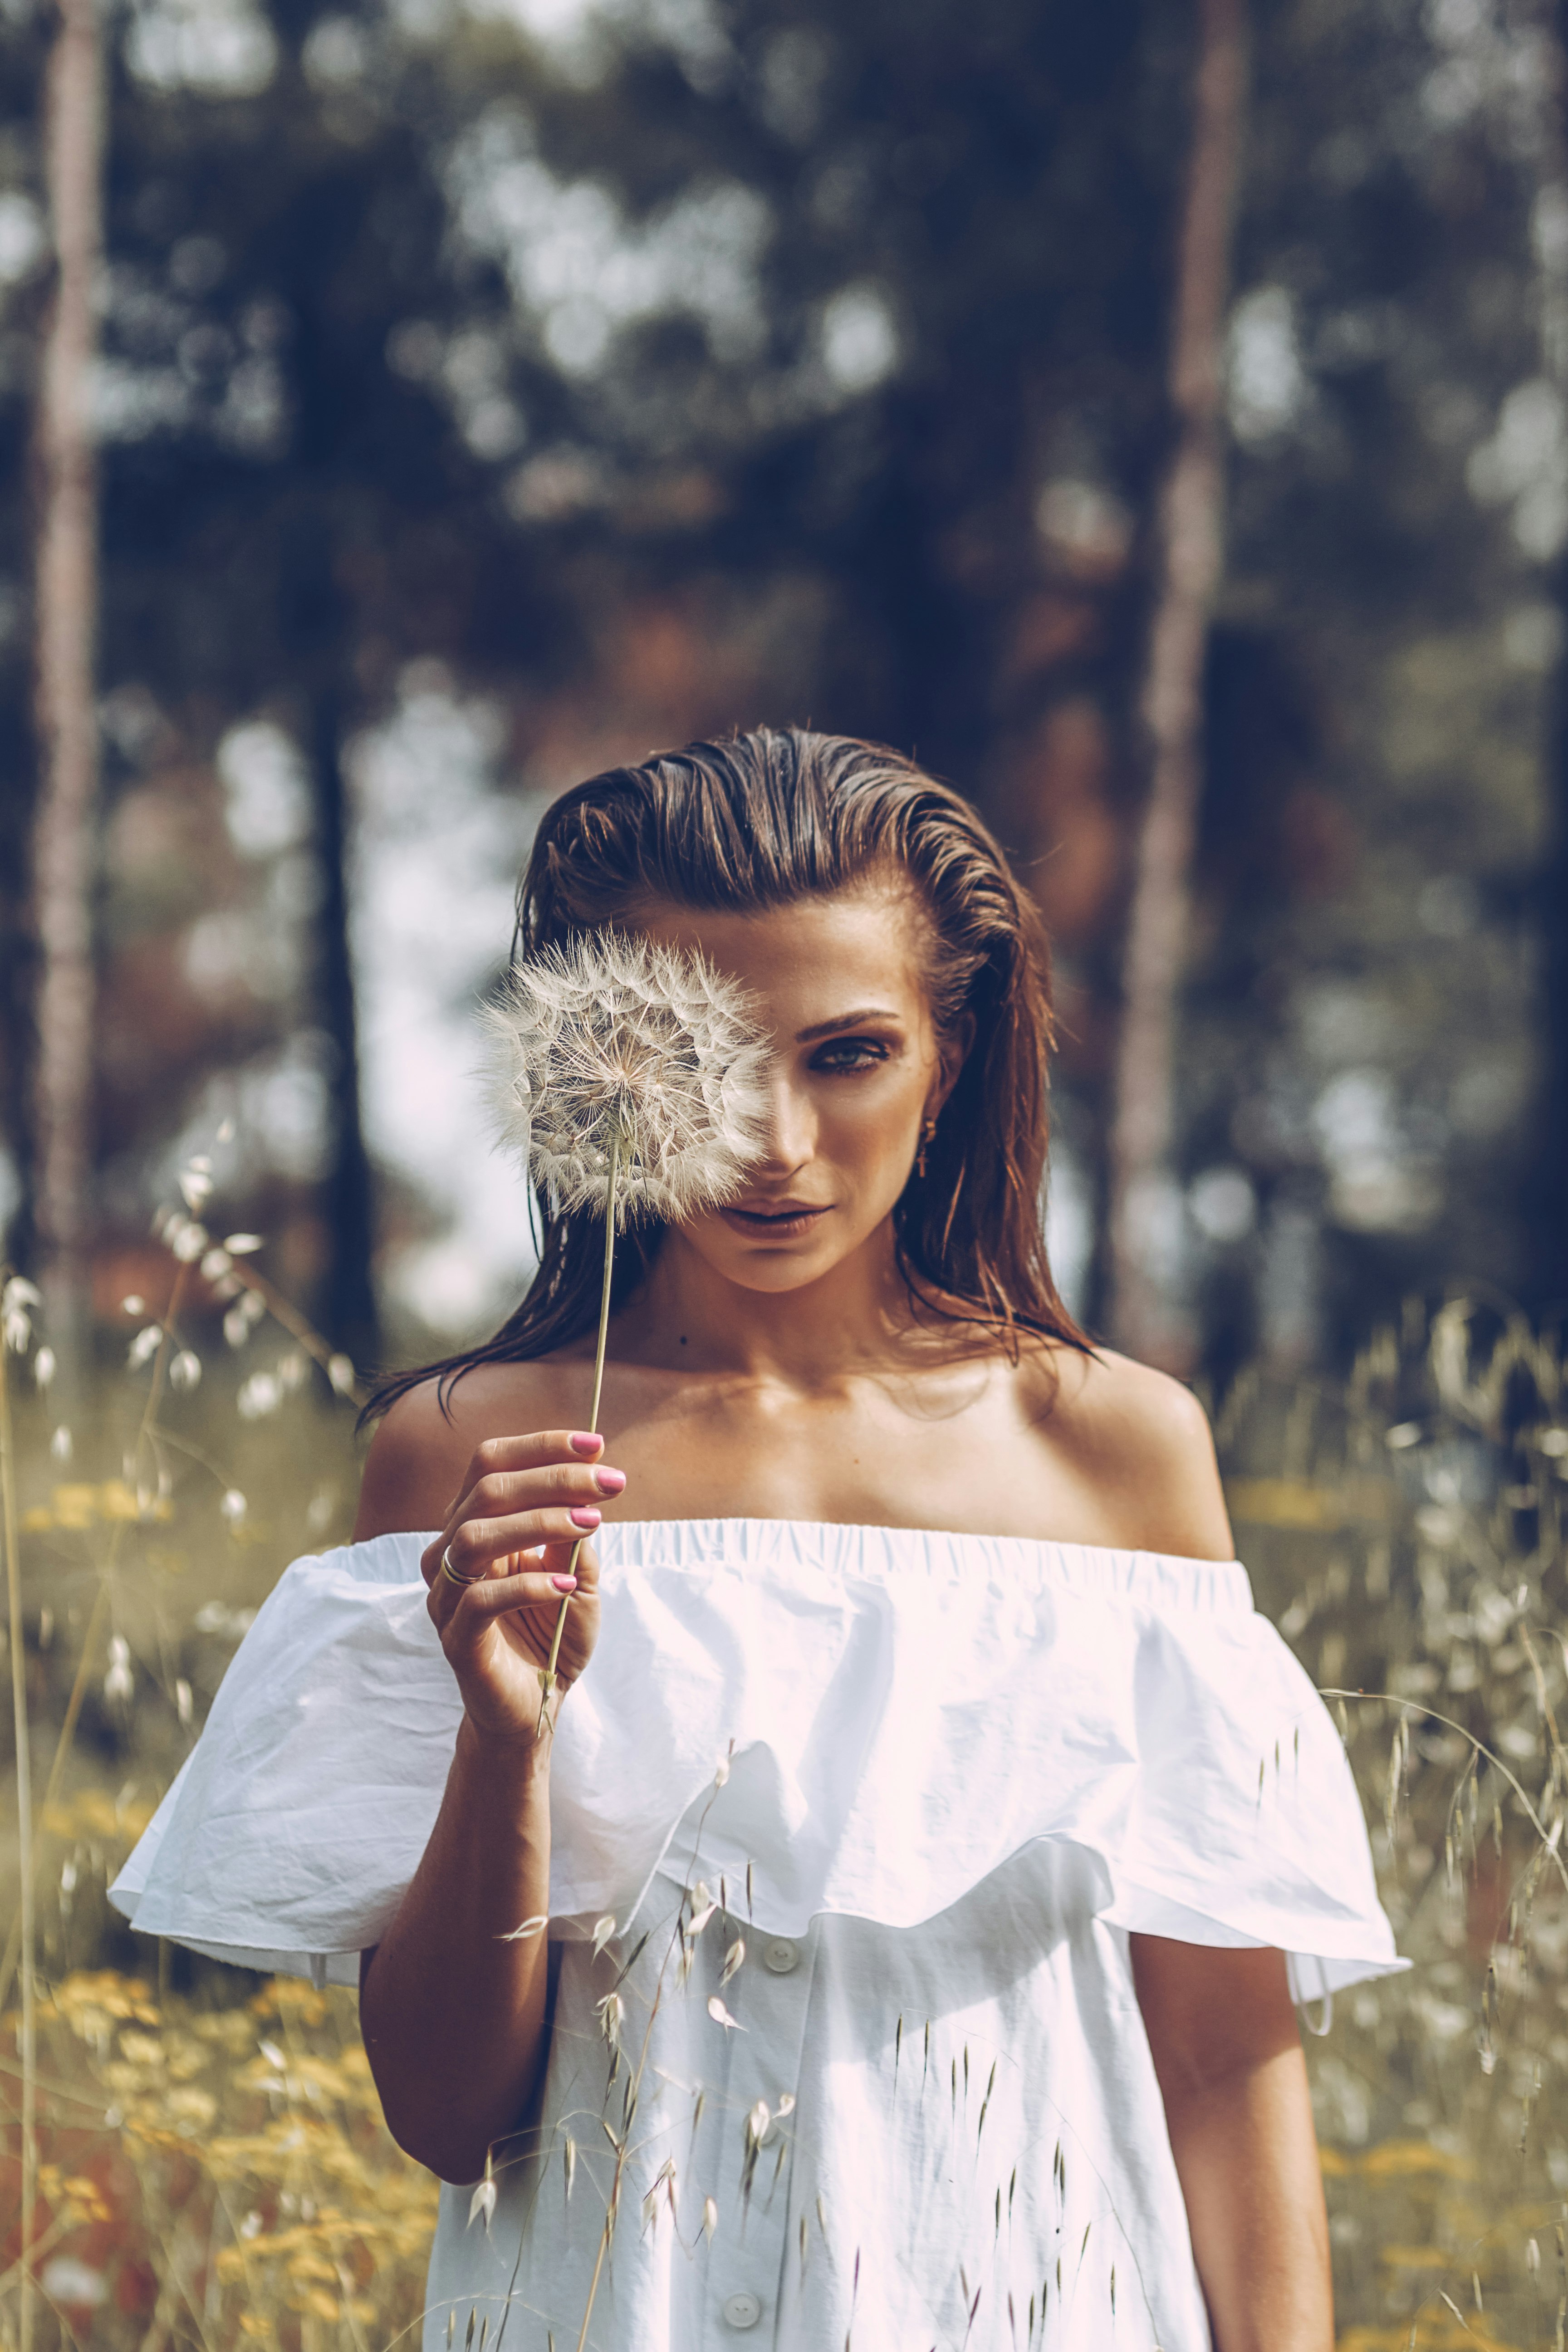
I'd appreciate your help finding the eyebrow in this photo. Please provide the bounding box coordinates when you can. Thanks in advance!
[794,1008,905,1043]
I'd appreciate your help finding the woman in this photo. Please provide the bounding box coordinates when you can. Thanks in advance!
[114,730,1399,2352]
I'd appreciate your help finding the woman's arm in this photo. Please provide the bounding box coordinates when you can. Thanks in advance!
[353,1393,616,2184]
[1131,1937,1333,2352]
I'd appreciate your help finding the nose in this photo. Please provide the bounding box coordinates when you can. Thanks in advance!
[756,1068,815,1176]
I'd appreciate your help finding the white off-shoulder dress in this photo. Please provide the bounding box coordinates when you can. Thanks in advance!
[112,1519,1400,2352]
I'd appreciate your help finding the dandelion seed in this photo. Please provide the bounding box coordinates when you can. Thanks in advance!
[592,1913,617,1958]
[688,1901,718,1938]
[499,1914,549,1942]
[128,1324,162,1369]
[746,2100,771,2146]
[170,1219,208,1263]
[50,1425,72,1465]
[328,1352,356,1396]
[704,2197,718,2244]
[706,1995,745,2033]
[32,1345,55,1390]
[468,2175,497,2231]
[220,1489,248,1527]
[169,1348,201,1392]
[224,1232,263,1254]
[719,1936,745,1987]
[175,1678,192,1727]
[776,2092,794,2117]
[201,1247,232,1283]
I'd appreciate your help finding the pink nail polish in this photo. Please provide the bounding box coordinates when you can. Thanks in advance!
[594,1467,627,1495]
[569,1504,601,1530]
[569,1432,603,1456]
[552,1573,578,1592]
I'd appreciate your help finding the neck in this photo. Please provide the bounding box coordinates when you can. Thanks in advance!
[625,1218,916,1385]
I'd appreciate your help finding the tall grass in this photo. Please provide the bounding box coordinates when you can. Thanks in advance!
[0,1196,1563,2347]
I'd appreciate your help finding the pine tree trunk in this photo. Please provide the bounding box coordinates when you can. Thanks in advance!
[29,0,103,1370]
[309,685,380,1371]
[1534,10,1568,1313]
[1104,0,1248,1367]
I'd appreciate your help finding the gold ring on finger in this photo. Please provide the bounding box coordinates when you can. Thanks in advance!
[440,1545,485,1588]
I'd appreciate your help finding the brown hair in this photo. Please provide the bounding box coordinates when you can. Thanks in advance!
[366,727,1087,1420]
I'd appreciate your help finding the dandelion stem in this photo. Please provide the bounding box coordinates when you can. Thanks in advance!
[0,1292,37,2352]
[538,1125,622,1735]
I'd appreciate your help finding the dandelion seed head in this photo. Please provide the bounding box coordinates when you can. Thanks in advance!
[480,932,773,1226]
[32,1345,56,1391]
[50,1425,72,1465]
[220,1488,248,1527]
[169,1349,202,1393]
[169,1219,208,1263]
[120,1294,145,1316]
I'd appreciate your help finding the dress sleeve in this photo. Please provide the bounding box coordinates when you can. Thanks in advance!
[1099,1602,1402,2003]
[108,1534,459,1984]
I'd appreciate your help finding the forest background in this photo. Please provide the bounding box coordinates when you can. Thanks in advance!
[0,0,1566,2345]
[4,0,1565,1386]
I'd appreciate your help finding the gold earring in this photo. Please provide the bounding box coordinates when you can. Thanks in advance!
[916,1118,936,1180]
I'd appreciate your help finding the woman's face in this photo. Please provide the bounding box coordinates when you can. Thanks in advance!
[634,883,953,1297]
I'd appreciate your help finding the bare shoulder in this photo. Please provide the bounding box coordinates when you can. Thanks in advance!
[1019,1343,1235,1561]
[352,1358,568,1540]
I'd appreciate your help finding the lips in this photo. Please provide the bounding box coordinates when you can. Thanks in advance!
[720,1200,831,1237]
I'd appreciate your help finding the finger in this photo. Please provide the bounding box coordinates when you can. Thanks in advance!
[436,1563,590,1636]
[426,1504,603,1589]
[443,1460,627,1544]
[439,1430,606,1524]
[436,1536,600,1624]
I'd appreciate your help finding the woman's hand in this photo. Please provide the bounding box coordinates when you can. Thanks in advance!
[419,1430,622,1745]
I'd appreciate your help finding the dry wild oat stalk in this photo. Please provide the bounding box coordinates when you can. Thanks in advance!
[480,931,772,1729]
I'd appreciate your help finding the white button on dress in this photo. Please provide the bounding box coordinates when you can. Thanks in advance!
[110,1516,1404,2352]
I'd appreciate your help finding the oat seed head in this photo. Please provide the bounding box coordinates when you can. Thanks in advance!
[480,931,773,1226]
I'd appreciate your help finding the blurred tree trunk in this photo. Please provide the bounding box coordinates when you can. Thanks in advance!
[29,0,103,1371]
[1104,0,1248,1368]
[1537,9,1568,1314]
[309,685,379,1373]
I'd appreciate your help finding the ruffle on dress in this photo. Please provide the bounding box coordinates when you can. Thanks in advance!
[109,1519,1402,2000]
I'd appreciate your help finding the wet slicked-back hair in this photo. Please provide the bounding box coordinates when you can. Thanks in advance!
[367,727,1087,1420]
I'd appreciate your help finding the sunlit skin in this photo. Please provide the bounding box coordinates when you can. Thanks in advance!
[354,881,1333,2352]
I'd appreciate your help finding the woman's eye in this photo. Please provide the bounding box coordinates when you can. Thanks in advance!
[810,1038,891,1073]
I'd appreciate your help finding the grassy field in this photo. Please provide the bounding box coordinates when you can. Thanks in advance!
[0,1219,1564,2348]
